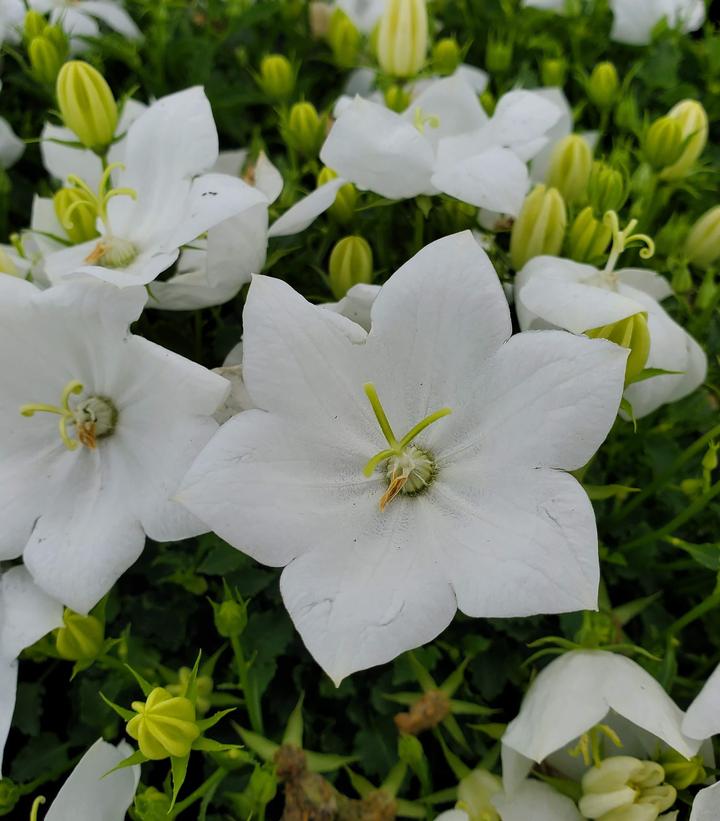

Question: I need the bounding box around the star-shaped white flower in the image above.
[43,87,268,290]
[609,0,705,45]
[28,0,142,51]
[179,232,627,683]
[0,277,229,613]
[44,738,140,820]
[0,566,63,774]
[515,255,707,418]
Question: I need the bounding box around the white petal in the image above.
[268,177,346,238]
[432,147,530,214]
[683,662,720,740]
[77,0,142,39]
[52,6,99,47]
[529,88,574,183]
[493,780,584,821]
[454,64,490,94]
[689,781,720,821]
[0,117,24,169]
[521,0,568,9]
[212,149,248,176]
[502,650,701,792]
[320,97,436,199]
[488,90,564,153]
[0,566,63,658]
[337,0,385,32]
[325,283,381,331]
[431,468,599,617]
[46,738,140,821]
[434,811,469,821]
[0,658,18,777]
[254,151,283,203]
[40,123,103,187]
[618,267,674,302]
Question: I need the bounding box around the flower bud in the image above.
[214,598,248,638]
[587,161,627,216]
[55,609,104,661]
[588,61,619,110]
[29,35,65,85]
[486,34,513,74]
[510,185,567,271]
[327,9,360,68]
[0,780,20,816]
[660,750,707,791]
[258,54,295,101]
[586,312,650,386]
[53,187,99,244]
[317,167,357,224]
[328,236,374,299]
[614,93,640,132]
[309,2,332,38]
[567,206,612,264]
[377,0,428,78]
[168,667,214,714]
[480,89,495,116]
[579,757,676,820]
[644,116,684,171]
[284,101,325,157]
[697,269,717,310]
[24,11,47,41]
[540,56,567,87]
[126,687,200,760]
[43,23,68,54]
[432,37,461,75]
[685,206,720,269]
[660,100,708,180]
[671,261,693,294]
[132,787,173,821]
[56,61,118,153]
[384,83,411,113]
[546,134,593,204]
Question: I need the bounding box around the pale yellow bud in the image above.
[328,235,373,299]
[685,205,720,269]
[377,0,428,78]
[660,100,708,180]
[546,134,593,204]
[510,185,567,270]
[56,61,118,153]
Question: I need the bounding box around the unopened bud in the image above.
[686,206,720,269]
[167,667,214,715]
[546,134,593,204]
[588,161,627,216]
[284,101,324,157]
[328,9,360,68]
[309,2,333,38]
[567,206,612,264]
[132,787,173,821]
[540,57,567,87]
[660,100,708,181]
[126,687,200,760]
[588,62,619,110]
[510,185,567,271]
[697,269,717,310]
[258,54,295,101]
[55,609,104,661]
[432,37,461,75]
[384,83,410,113]
[214,598,247,638]
[660,750,707,791]
[377,0,428,78]
[0,780,20,815]
[53,187,99,244]
[479,90,495,116]
[56,61,118,153]
[486,34,513,74]
[317,167,357,224]
[644,116,684,171]
[29,35,65,85]
[328,235,373,299]
[43,23,67,54]
[24,11,46,42]
[586,312,650,386]
[671,261,693,294]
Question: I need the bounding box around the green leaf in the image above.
[305,750,359,773]
[185,650,203,703]
[100,691,135,722]
[382,692,419,706]
[613,592,662,626]
[192,738,247,755]
[282,692,304,747]
[196,707,236,732]
[102,749,148,778]
[124,664,155,697]
[233,723,279,762]
[666,537,720,570]
[170,753,191,810]
[468,722,507,740]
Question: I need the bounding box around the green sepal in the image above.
[124,664,155,697]
[441,714,469,751]
[196,707,236,733]
[396,798,429,818]
[192,737,246,755]
[433,729,469,781]
[170,753,190,810]
[345,767,374,799]
[619,397,637,431]
[305,750,359,773]
[233,723,279,762]
[184,650,203,703]
[99,691,135,721]
[447,699,496,716]
[613,592,661,626]
[398,734,430,795]
[281,692,304,747]
[439,656,471,697]
[102,748,148,778]
[628,366,683,385]
[382,692,419,706]
[468,722,507,740]
[584,484,640,500]
[407,652,438,693]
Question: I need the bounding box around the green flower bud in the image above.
[328,235,374,299]
[24,11,47,42]
[660,100,708,181]
[546,134,593,205]
[167,667,214,714]
[56,61,118,153]
[644,116,684,171]
[479,90,495,116]
[588,61,619,110]
[697,269,717,310]
[377,0,428,78]
[258,54,295,101]
[685,206,720,269]
[486,34,513,74]
[214,598,248,638]
[53,187,100,244]
[284,101,325,157]
[43,23,67,54]
[211,746,253,771]
[671,261,693,294]
[384,83,411,113]
[659,750,707,791]
[432,37,461,75]
[0,780,20,816]
[55,609,104,661]
[510,185,567,271]
[317,167,357,224]
[126,687,200,761]
[132,787,173,821]
[567,206,612,264]
[29,35,65,85]
[614,93,640,132]
[540,56,567,88]
[587,161,627,216]
[586,313,650,386]
[327,9,360,68]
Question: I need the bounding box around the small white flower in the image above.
[0,566,63,774]
[43,87,268,290]
[29,0,142,51]
[0,278,229,613]
[179,232,627,683]
[44,737,140,820]
[609,0,705,46]
[515,255,707,418]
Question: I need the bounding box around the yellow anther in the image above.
[20,380,84,451]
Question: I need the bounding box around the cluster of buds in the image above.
[24,10,68,86]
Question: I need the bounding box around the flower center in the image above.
[20,380,118,450]
[363,382,451,511]
[413,106,441,134]
[84,236,138,268]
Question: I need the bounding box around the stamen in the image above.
[569,723,624,768]
[21,380,84,451]
[413,107,441,134]
[379,467,410,511]
[66,162,136,235]
[603,210,656,277]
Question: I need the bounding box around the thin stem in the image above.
[667,587,720,639]
[230,635,263,734]
[171,767,227,818]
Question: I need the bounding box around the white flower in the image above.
[29,0,142,51]
[0,116,24,170]
[179,231,627,684]
[683,661,720,741]
[609,0,705,46]
[324,282,381,331]
[0,277,229,613]
[501,650,703,793]
[336,0,386,32]
[44,737,140,820]
[515,255,707,418]
[0,0,24,46]
[0,566,63,774]
[43,87,268,290]
[688,781,720,821]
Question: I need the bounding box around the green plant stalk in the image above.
[171,766,228,818]
[230,634,264,734]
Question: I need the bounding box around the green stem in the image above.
[230,635,264,734]
[171,766,227,818]
[667,585,720,638]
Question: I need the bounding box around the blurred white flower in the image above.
[0,566,63,774]
[683,661,720,741]
[28,0,142,51]
[688,781,720,821]
[0,278,228,613]
[179,232,627,684]
[44,737,140,820]
[609,0,705,45]
[0,0,24,46]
